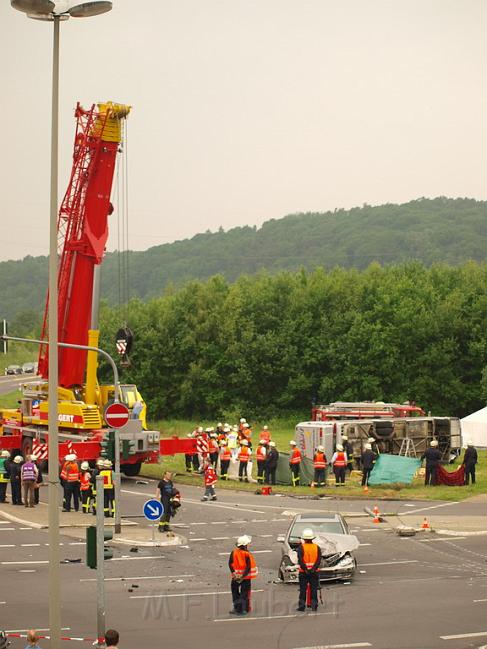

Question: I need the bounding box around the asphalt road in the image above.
[1,479,487,649]
[0,373,27,396]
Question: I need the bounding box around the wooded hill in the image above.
[1,196,486,320]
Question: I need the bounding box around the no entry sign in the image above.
[104,402,130,428]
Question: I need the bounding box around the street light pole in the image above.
[47,14,61,649]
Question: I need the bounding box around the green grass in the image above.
[0,389,23,409]
[143,419,487,501]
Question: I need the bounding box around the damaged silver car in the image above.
[277,513,359,583]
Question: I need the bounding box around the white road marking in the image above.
[189,538,207,542]
[359,560,419,567]
[19,527,32,530]
[251,519,268,522]
[0,545,15,548]
[131,589,265,600]
[0,528,16,531]
[211,521,227,525]
[260,534,273,538]
[211,537,230,540]
[419,537,467,543]
[231,520,248,524]
[215,612,333,622]
[0,521,13,525]
[441,631,487,640]
[0,561,49,566]
[296,644,372,648]
[404,502,458,515]
[190,522,206,526]
[20,543,40,547]
[0,601,5,604]
[19,569,36,573]
[217,549,272,555]
[80,574,194,583]
[474,599,487,603]
[359,543,371,547]
[5,628,70,633]
[69,542,86,546]
[111,556,167,562]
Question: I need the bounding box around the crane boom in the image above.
[38,102,131,387]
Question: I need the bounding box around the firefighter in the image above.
[90,458,104,516]
[311,446,327,487]
[265,441,279,485]
[341,435,354,473]
[228,535,258,615]
[60,454,80,512]
[208,433,219,468]
[361,443,377,487]
[21,454,38,508]
[157,470,176,533]
[259,425,271,444]
[421,439,442,486]
[289,440,302,487]
[0,450,10,503]
[331,444,347,486]
[228,426,239,460]
[296,528,322,612]
[10,455,23,505]
[219,440,231,480]
[238,439,251,482]
[192,427,203,472]
[100,459,115,517]
[242,423,252,449]
[256,440,267,484]
[201,460,217,501]
[80,461,92,513]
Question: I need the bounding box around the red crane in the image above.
[38,102,130,387]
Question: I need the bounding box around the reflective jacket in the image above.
[313,452,327,469]
[99,469,113,489]
[220,447,231,462]
[297,542,322,573]
[204,466,217,487]
[21,461,38,482]
[290,448,302,465]
[0,458,9,483]
[60,461,80,483]
[80,471,92,491]
[256,446,267,462]
[238,447,251,463]
[332,451,347,467]
[229,548,258,580]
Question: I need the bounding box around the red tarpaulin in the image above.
[436,464,465,486]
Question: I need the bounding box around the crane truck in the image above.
[0,102,165,474]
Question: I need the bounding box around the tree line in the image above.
[97,261,487,421]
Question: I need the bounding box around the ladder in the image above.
[398,438,417,457]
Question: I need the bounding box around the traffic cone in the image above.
[363,485,369,493]
[373,505,381,523]
[421,517,430,530]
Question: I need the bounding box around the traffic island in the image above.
[0,501,137,529]
[111,524,186,547]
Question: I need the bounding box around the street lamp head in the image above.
[27,11,69,20]
[11,0,55,13]
[68,1,112,17]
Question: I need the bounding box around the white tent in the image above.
[460,407,487,448]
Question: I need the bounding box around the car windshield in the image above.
[289,521,344,542]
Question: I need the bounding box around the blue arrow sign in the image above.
[143,499,164,521]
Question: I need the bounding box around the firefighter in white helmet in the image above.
[296,528,322,612]
[228,535,258,615]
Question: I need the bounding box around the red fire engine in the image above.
[312,401,425,422]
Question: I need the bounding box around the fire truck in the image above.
[312,401,426,422]
[0,102,170,474]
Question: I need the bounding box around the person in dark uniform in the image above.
[421,440,442,486]
[157,471,176,533]
[462,441,478,485]
[341,436,354,473]
[264,441,279,485]
[0,451,10,503]
[9,455,23,505]
[361,443,377,486]
[296,528,322,612]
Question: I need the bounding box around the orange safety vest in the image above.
[80,471,91,491]
[314,452,327,469]
[333,451,347,467]
[99,469,114,489]
[220,447,231,462]
[231,548,258,580]
[238,447,251,463]
[259,430,271,443]
[256,446,266,461]
[290,448,302,465]
[209,439,219,453]
[61,462,80,483]
[299,542,320,572]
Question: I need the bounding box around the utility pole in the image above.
[96,475,106,648]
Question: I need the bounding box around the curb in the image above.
[0,509,136,530]
[435,529,487,537]
[112,533,186,548]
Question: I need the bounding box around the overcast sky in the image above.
[1,0,487,262]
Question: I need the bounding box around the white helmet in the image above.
[368,437,375,443]
[259,440,266,445]
[241,439,249,446]
[317,445,324,452]
[342,435,348,441]
[96,458,105,467]
[14,455,23,464]
[223,426,230,432]
[205,427,212,433]
[217,423,222,427]
[210,433,217,438]
[30,454,38,461]
[243,423,250,428]
[232,426,238,432]
[1,450,10,458]
[240,418,246,423]
[289,440,297,446]
[81,461,90,470]
[263,425,268,430]
[236,535,251,547]
[301,528,315,540]
[430,440,438,447]
[268,441,276,447]
[467,440,474,446]
[220,440,227,446]
[104,459,113,468]
[336,444,344,452]
[365,443,372,450]
[65,454,77,462]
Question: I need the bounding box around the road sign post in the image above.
[96,475,105,648]
[144,499,164,545]
[104,403,129,535]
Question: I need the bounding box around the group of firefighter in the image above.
[184,419,379,488]
[0,449,116,517]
